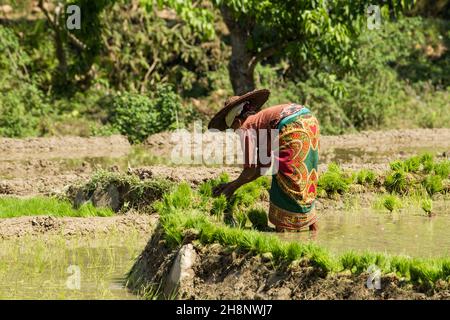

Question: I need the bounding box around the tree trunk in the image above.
[220,6,256,95]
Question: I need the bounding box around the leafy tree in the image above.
[144,0,415,94]
[37,0,115,93]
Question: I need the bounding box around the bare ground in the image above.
[0,213,158,240]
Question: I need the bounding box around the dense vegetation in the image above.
[0,0,449,141]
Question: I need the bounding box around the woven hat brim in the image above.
[208,89,270,131]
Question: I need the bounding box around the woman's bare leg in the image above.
[309,222,318,231]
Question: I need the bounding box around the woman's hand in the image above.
[213,182,238,199]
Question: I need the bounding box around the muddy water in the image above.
[277,206,450,258]
[0,234,147,299]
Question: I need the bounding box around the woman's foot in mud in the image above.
[309,222,318,232]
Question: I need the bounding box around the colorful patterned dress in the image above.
[239,103,320,231]
[268,105,320,231]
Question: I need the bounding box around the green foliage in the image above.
[102,1,226,95]
[230,177,270,211]
[211,195,227,218]
[385,170,409,194]
[318,163,351,195]
[421,198,433,215]
[355,169,376,185]
[382,195,402,213]
[80,170,174,210]
[0,196,113,218]
[422,175,443,196]
[434,161,450,179]
[247,208,269,231]
[107,85,181,143]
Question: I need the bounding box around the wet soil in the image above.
[0,213,158,240]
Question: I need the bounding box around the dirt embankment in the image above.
[128,228,450,300]
[0,213,158,240]
[0,135,131,161]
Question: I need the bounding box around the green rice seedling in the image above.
[409,260,441,284]
[210,195,227,218]
[382,195,402,213]
[389,256,412,276]
[403,156,421,173]
[198,181,213,198]
[318,163,350,195]
[422,175,443,196]
[158,182,193,212]
[0,197,114,218]
[384,170,409,194]
[389,160,405,172]
[420,198,433,216]
[235,210,248,229]
[434,160,450,179]
[355,169,376,185]
[247,208,269,231]
[230,177,269,211]
[420,153,434,164]
[442,260,450,280]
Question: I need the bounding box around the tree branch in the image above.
[38,0,87,51]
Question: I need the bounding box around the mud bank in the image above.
[0,213,158,239]
[127,228,449,300]
[0,135,131,161]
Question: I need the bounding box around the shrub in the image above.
[107,84,181,143]
[0,83,50,137]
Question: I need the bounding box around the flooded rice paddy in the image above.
[277,201,450,259]
[0,230,148,299]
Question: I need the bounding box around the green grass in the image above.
[0,196,114,218]
[355,169,376,185]
[421,198,433,215]
[382,194,403,213]
[154,182,450,285]
[247,207,269,231]
[318,163,351,196]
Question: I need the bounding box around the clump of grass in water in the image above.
[318,163,351,196]
[381,195,402,213]
[421,198,433,216]
[0,197,114,218]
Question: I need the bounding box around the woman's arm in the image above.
[213,167,261,200]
